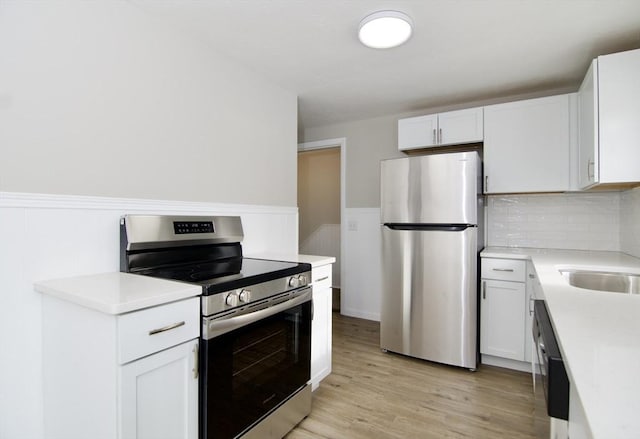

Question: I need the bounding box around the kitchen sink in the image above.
[559,269,640,294]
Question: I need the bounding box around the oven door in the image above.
[200,288,312,439]
[533,300,569,439]
[533,321,551,437]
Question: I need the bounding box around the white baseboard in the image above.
[340,308,380,322]
[481,354,533,374]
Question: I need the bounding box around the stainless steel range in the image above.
[120,215,312,439]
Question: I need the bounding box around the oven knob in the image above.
[288,276,299,288]
[297,275,307,286]
[225,293,238,307]
[238,289,251,303]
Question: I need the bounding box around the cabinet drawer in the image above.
[481,258,526,282]
[312,264,332,291]
[117,297,199,364]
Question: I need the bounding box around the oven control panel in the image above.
[287,274,308,288]
[225,289,252,307]
[173,221,214,234]
[202,271,312,316]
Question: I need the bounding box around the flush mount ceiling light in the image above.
[358,10,413,49]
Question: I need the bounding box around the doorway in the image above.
[297,140,343,312]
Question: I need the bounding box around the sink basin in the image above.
[559,269,640,294]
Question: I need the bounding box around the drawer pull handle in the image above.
[492,268,514,272]
[315,276,330,282]
[148,321,185,336]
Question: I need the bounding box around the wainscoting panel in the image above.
[342,208,381,321]
[300,223,341,287]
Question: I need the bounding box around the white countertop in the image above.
[34,272,201,315]
[482,247,640,439]
[246,253,336,267]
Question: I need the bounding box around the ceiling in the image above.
[131,0,640,130]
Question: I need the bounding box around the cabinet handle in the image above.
[148,320,185,335]
[492,268,514,272]
[315,276,329,282]
[484,175,488,192]
[482,281,487,299]
[587,159,595,180]
[192,343,199,379]
[529,295,534,316]
[432,128,436,144]
[438,128,442,144]
[528,273,535,279]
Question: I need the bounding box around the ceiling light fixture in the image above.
[358,10,413,49]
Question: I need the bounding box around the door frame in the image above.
[297,137,345,307]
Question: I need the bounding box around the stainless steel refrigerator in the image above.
[380,151,483,370]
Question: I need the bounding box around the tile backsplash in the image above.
[487,192,621,251]
[621,187,640,258]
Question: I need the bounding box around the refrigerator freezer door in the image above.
[380,151,480,225]
[380,225,478,369]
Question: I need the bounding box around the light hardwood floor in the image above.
[287,313,540,439]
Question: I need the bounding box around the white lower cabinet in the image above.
[480,279,526,360]
[310,263,333,390]
[119,339,198,439]
[480,257,534,370]
[42,295,199,439]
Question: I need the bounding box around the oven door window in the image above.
[201,300,311,439]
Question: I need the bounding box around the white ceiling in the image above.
[131,0,640,130]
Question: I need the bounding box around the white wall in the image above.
[300,224,341,287]
[301,114,404,208]
[0,1,297,206]
[0,193,298,439]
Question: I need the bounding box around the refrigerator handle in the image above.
[384,223,474,232]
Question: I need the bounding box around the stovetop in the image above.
[135,257,310,295]
[120,215,310,296]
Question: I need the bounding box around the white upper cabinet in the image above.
[437,108,484,146]
[578,48,640,189]
[398,114,438,149]
[398,107,483,150]
[484,94,571,194]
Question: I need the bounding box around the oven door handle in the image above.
[203,289,312,340]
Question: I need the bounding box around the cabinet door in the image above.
[484,94,570,194]
[577,60,598,188]
[398,114,438,150]
[438,107,483,146]
[119,339,198,439]
[524,265,536,364]
[598,48,640,184]
[480,279,526,361]
[310,265,332,390]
